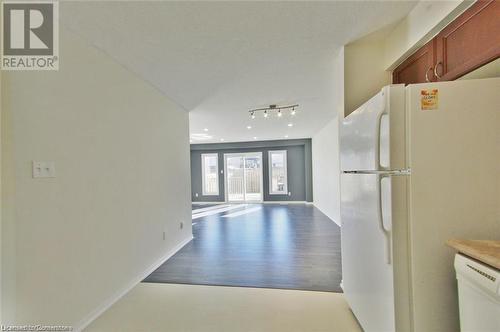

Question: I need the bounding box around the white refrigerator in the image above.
[340,78,500,332]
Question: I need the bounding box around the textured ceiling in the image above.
[61,1,417,143]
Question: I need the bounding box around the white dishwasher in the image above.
[454,253,500,332]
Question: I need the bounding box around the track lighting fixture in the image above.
[248,104,299,119]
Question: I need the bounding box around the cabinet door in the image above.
[392,40,436,85]
[434,0,500,81]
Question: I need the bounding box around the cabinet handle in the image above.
[434,62,443,79]
[425,67,433,82]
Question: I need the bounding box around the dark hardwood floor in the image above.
[144,204,342,292]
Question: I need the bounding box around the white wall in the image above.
[1,46,17,325]
[1,27,192,328]
[312,117,341,226]
[312,48,343,226]
[344,33,392,117]
[0,57,3,324]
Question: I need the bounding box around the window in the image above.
[268,150,287,195]
[202,153,219,195]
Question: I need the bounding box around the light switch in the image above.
[33,161,56,178]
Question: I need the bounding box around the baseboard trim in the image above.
[193,201,312,205]
[74,235,193,332]
[261,201,309,204]
[191,201,226,205]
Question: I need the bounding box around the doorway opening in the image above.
[224,152,263,202]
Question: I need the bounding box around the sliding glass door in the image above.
[224,153,263,202]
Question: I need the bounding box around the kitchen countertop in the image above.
[447,239,500,270]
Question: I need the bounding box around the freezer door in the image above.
[341,172,395,331]
[340,85,406,171]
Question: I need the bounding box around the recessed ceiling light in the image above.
[284,135,289,138]
[288,123,293,127]
[253,137,257,140]
[220,138,225,142]
[203,128,208,132]
[247,125,252,129]
[191,133,213,141]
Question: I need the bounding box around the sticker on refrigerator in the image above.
[420,89,439,110]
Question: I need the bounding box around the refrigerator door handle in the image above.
[375,107,388,172]
[378,174,392,264]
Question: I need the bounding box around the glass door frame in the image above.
[223,152,263,203]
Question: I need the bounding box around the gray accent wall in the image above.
[191,139,313,202]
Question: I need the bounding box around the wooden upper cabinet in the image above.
[435,0,500,81]
[393,0,500,84]
[393,40,436,84]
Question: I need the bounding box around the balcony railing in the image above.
[227,168,261,200]
[204,174,218,194]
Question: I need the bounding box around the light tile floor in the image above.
[85,283,362,332]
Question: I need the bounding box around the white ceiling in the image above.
[61,1,417,144]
